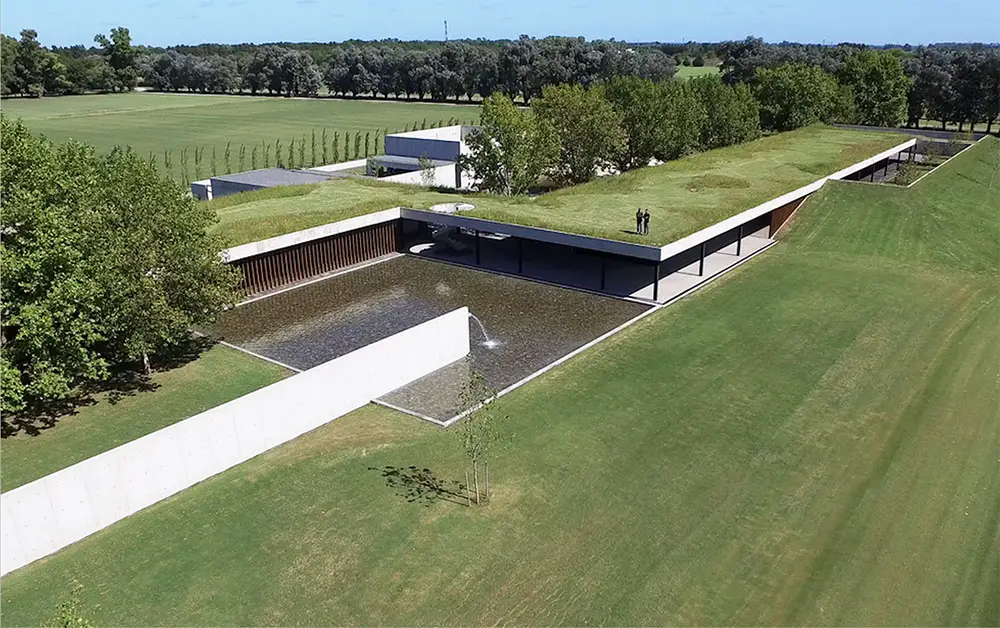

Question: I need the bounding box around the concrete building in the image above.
[369,125,476,189]
[191,126,477,200]
[193,168,337,201]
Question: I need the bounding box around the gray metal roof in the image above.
[211,168,335,187]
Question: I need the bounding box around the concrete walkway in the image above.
[635,235,773,303]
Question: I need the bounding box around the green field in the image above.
[0,92,478,181]
[212,125,904,247]
[2,136,995,625]
[675,64,722,79]
[0,344,290,491]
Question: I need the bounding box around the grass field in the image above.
[0,92,478,181]
[1,137,995,625]
[212,125,905,247]
[675,64,722,78]
[0,344,290,491]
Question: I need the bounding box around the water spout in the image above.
[469,313,500,349]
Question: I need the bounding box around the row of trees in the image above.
[1,27,138,96]
[460,74,761,194]
[142,37,678,101]
[160,116,468,184]
[721,37,1000,132]
[1,116,237,416]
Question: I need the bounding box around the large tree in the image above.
[94,26,139,91]
[753,63,844,131]
[1,34,18,95]
[656,80,706,160]
[603,75,669,171]
[532,83,624,184]
[838,50,911,127]
[0,117,239,415]
[689,75,761,149]
[458,92,559,196]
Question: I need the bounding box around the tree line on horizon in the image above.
[4,29,998,133]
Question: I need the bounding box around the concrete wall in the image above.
[191,179,213,201]
[209,179,266,199]
[0,308,471,576]
[307,158,370,174]
[383,163,463,189]
[384,136,461,162]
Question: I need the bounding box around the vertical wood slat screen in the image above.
[230,220,399,297]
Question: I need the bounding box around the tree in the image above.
[690,75,761,149]
[981,53,1000,133]
[838,50,911,127]
[94,27,138,92]
[532,83,624,184]
[456,372,510,505]
[1,34,17,95]
[457,92,559,196]
[949,51,988,131]
[603,75,669,171]
[1,116,239,415]
[656,80,706,160]
[13,29,47,95]
[753,63,844,131]
[418,155,436,187]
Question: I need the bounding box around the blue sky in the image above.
[2,0,997,47]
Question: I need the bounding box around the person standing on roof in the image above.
[642,209,651,235]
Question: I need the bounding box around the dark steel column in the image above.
[699,242,706,276]
[600,256,607,291]
[517,238,523,274]
[652,262,660,301]
[736,223,743,256]
[474,230,480,265]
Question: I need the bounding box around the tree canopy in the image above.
[0,117,239,416]
[458,93,559,196]
[532,83,624,184]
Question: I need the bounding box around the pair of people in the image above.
[635,208,651,235]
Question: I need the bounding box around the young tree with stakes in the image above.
[456,373,511,505]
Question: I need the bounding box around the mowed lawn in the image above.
[0,345,290,491]
[1,139,997,626]
[0,92,478,181]
[675,64,721,78]
[210,125,906,247]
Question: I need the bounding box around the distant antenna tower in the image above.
[444,20,448,42]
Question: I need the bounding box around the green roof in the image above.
[212,125,907,248]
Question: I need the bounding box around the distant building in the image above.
[191,125,478,200]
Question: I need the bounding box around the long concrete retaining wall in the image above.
[0,308,471,576]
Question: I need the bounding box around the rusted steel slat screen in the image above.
[231,220,400,297]
[769,196,808,237]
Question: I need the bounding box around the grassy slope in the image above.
[213,125,905,247]
[1,92,477,181]
[0,345,290,491]
[1,139,996,626]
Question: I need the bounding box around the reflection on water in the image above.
[210,256,649,420]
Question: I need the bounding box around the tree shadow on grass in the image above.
[1,336,216,439]
[369,465,470,507]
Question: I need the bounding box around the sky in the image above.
[1,0,997,48]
